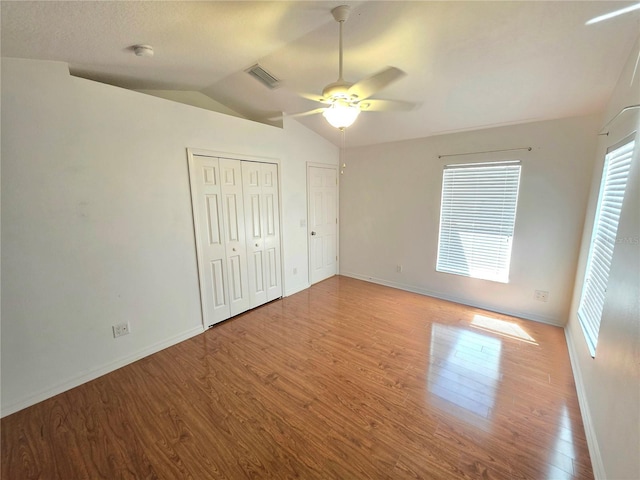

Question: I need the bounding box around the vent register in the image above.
[246,64,280,89]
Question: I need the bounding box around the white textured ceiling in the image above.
[2,1,639,147]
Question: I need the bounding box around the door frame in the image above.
[187,148,284,329]
[306,162,340,285]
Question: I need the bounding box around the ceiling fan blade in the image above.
[348,67,407,100]
[358,99,419,112]
[269,108,326,121]
[297,92,332,104]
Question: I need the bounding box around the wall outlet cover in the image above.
[112,322,131,338]
[535,290,549,302]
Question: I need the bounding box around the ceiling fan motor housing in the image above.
[322,80,355,101]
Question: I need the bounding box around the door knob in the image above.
[311,231,317,236]
[255,243,259,247]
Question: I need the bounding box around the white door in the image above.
[219,158,251,316]
[242,161,282,306]
[308,165,338,284]
[260,163,283,301]
[189,155,230,326]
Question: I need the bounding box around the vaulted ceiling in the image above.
[2,1,639,146]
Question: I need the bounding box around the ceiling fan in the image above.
[278,4,417,129]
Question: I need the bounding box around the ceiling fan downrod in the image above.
[322,5,353,100]
[331,5,351,86]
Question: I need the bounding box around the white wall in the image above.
[565,38,640,480]
[135,89,246,119]
[340,115,599,325]
[0,57,338,416]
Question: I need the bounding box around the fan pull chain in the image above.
[340,127,346,175]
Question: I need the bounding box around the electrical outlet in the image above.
[396,265,403,273]
[112,322,130,338]
[535,290,549,302]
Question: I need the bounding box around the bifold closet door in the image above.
[242,161,282,307]
[190,155,231,326]
[190,155,281,328]
[219,158,251,317]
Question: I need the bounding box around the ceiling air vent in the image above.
[246,64,280,89]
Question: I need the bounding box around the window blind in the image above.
[436,161,521,283]
[578,138,635,356]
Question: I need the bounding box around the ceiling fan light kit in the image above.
[323,101,360,129]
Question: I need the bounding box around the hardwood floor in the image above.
[1,276,593,479]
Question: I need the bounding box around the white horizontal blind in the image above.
[437,161,521,283]
[578,138,635,356]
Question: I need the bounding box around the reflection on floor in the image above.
[428,323,502,422]
[1,276,594,479]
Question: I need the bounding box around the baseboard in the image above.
[339,272,562,327]
[1,325,205,418]
[285,282,310,297]
[564,327,606,479]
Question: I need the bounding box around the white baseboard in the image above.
[284,282,310,297]
[339,272,562,327]
[564,327,606,480]
[1,325,205,418]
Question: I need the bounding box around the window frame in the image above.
[577,134,635,357]
[436,160,522,284]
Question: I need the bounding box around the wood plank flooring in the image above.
[1,276,593,479]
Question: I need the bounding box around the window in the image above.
[578,136,635,356]
[436,161,522,283]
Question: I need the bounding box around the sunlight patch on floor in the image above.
[470,314,538,345]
